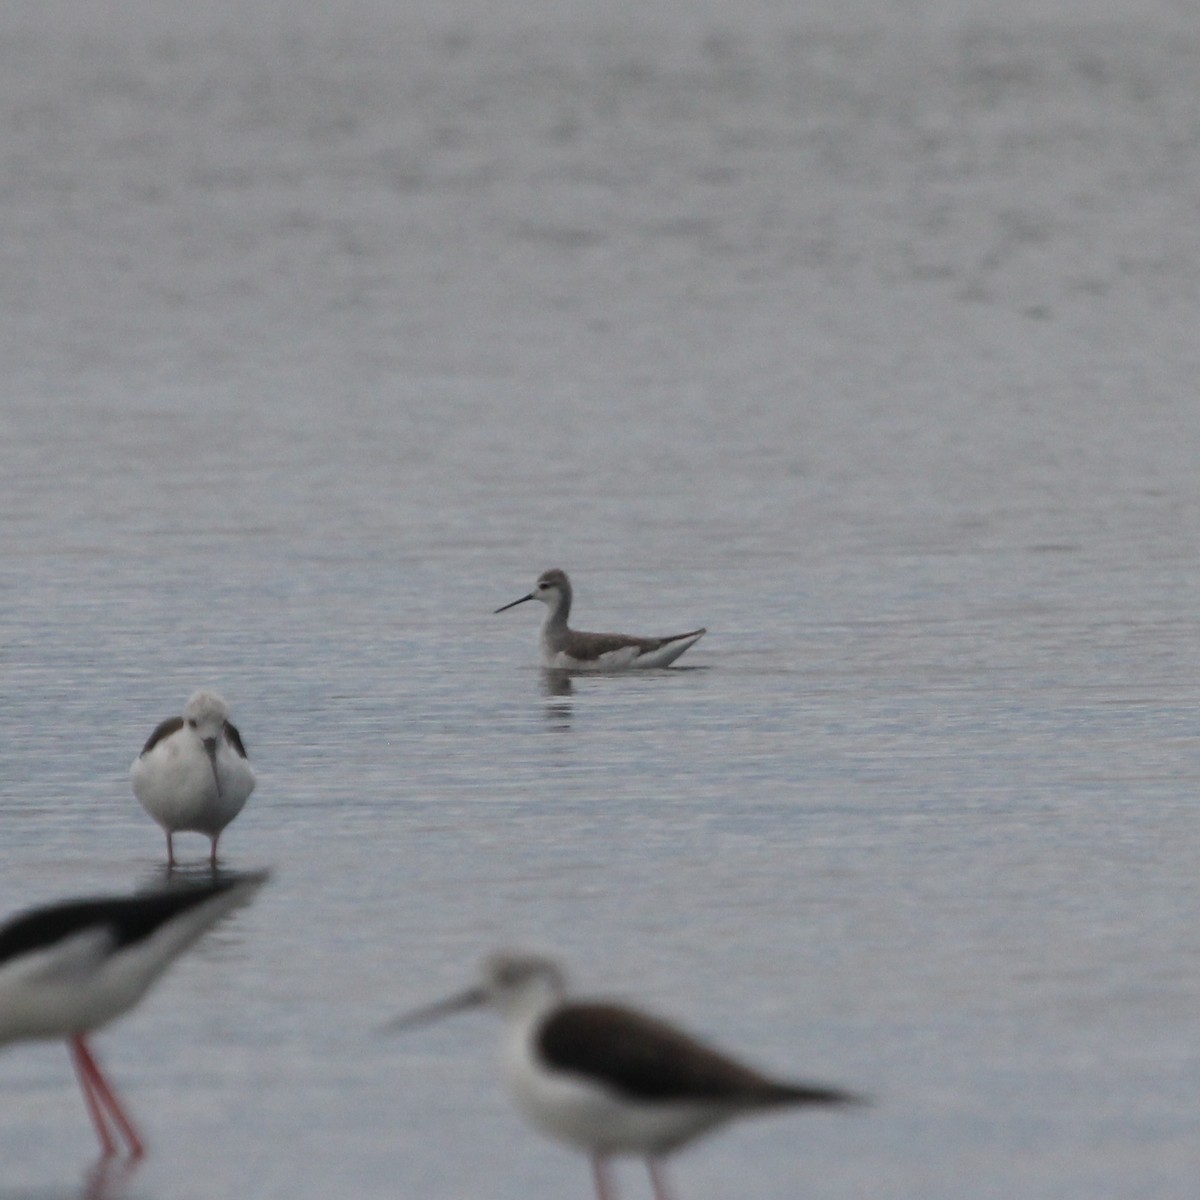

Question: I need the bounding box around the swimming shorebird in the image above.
[0,873,266,1157]
[387,952,863,1200]
[131,690,256,867]
[494,570,706,670]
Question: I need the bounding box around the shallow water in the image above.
[1,1,1199,1197]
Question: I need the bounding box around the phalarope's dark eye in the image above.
[186,718,197,729]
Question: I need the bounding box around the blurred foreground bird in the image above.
[0,873,267,1156]
[388,951,864,1200]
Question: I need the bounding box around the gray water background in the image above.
[1,1,1199,1197]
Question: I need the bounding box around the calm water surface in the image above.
[1,2,1199,1197]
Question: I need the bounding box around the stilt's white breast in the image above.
[131,697,255,836]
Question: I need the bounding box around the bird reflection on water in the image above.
[82,1154,142,1200]
[540,669,574,730]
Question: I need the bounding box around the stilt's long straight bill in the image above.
[383,986,488,1032]
[202,736,223,798]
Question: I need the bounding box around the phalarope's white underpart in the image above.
[388,952,863,1200]
[494,569,706,669]
[0,874,266,1157]
[131,690,256,867]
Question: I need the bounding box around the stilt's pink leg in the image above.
[69,1039,116,1156]
[209,834,220,867]
[70,1036,146,1158]
[647,1158,675,1200]
[591,1155,617,1200]
[166,832,176,867]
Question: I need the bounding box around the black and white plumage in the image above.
[131,690,256,866]
[388,952,863,1200]
[0,874,267,1157]
[494,570,706,670]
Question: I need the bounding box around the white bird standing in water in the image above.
[495,570,706,670]
[388,952,864,1200]
[131,690,256,867]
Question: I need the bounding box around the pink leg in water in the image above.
[591,1155,618,1200]
[69,1035,145,1158]
[69,1039,116,1156]
[647,1158,675,1200]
